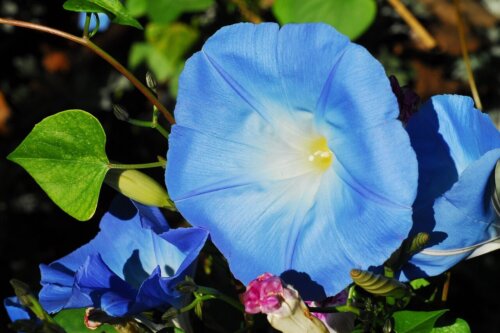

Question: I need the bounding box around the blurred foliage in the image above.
[125,0,214,96]
[273,0,377,39]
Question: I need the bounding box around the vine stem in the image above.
[197,286,245,312]
[0,17,176,124]
[387,0,437,50]
[453,0,483,110]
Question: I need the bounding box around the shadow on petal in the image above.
[280,270,326,300]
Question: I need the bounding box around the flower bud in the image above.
[241,273,328,333]
[146,72,158,93]
[112,105,130,122]
[105,169,175,210]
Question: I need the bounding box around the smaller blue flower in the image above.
[38,196,208,317]
[403,95,500,279]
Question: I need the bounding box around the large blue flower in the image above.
[403,95,500,279]
[166,23,418,298]
[38,196,208,316]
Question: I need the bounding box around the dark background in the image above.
[1,0,500,331]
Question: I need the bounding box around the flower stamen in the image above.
[307,137,333,172]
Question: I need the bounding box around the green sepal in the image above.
[7,110,110,221]
[63,0,143,29]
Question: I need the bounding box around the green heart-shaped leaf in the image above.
[393,310,448,333]
[63,0,143,29]
[8,110,109,221]
[432,318,471,333]
[272,0,377,40]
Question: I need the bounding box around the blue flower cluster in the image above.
[6,196,208,321]
[5,23,500,324]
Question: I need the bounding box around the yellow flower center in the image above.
[307,136,333,172]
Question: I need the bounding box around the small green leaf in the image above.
[55,308,117,332]
[410,278,431,290]
[146,0,214,24]
[7,110,110,221]
[432,318,471,333]
[272,0,377,40]
[63,0,143,29]
[393,310,448,333]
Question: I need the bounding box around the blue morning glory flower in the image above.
[38,196,208,316]
[166,23,418,298]
[403,95,500,279]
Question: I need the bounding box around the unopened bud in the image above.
[105,169,175,210]
[350,269,409,298]
[241,273,328,333]
[408,232,430,255]
[113,105,130,121]
[146,72,158,92]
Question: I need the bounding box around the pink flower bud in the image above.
[241,273,329,333]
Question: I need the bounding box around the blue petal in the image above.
[39,284,93,314]
[291,168,414,298]
[39,264,93,313]
[330,120,417,209]
[175,23,353,144]
[75,254,136,316]
[68,196,180,287]
[4,297,32,322]
[315,41,399,132]
[407,95,500,206]
[403,95,500,278]
[406,150,500,278]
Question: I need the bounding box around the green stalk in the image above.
[109,160,166,170]
[128,118,169,139]
[197,286,245,312]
